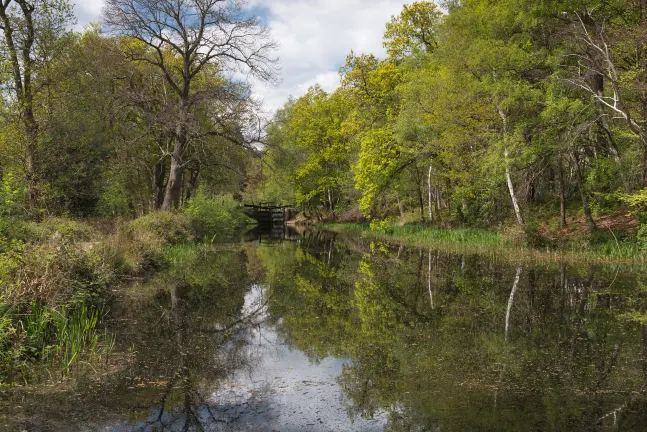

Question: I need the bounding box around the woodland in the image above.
[257,0,647,252]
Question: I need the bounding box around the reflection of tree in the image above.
[134,279,267,432]
[257,236,647,431]
[5,247,266,431]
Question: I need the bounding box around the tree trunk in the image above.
[557,152,567,228]
[396,195,405,217]
[25,124,39,211]
[499,107,524,226]
[185,164,200,203]
[435,187,442,222]
[0,2,39,213]
[572,150,597,230]
[162,148,184,210]
[162,103,189,210]
[327,188,336,220]
[505,147,524,226]
[154,157,168,210]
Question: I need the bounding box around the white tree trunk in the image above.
[505,147,524,226]
[498,106,524,226]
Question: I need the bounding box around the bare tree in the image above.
[102,0,278,210]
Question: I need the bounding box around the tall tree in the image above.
[0,0,73,212]
[102,0,278,210]
[383,1,441,60]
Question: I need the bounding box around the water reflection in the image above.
[256,233,647,431]
[1,228,647,431]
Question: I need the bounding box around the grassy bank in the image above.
[319,222,644,263]
[0,194,252,385]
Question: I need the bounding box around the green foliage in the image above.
[637,224,647,254]
[184,190,250,239]
[383,1,441,59]
[0,217,94,244]
[1,242,114,309]
[0,300,111,381]
[97,170,132,217]
[369,218,395,234]
[620,188,647,222]
[256,0,647,252]
[0,173,25,218]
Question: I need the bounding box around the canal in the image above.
[2,227,646,431]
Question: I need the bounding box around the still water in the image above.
[2,227,647,431]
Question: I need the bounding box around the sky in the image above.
[74,0,412,113]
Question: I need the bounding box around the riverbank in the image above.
[0,195,252,385]
[319,222,645,264]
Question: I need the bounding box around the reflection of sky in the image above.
[205,285,387,431]
[104,284,386,431]
[209,322,387,430]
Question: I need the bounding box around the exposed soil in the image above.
[539,210,639,243]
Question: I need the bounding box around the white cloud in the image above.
[73,0,104,30]
[74,0,411,113]
[251,0,410,111]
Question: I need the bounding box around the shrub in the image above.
[125,211,191,245]
[184,190,250,239]
[97,170,131,217]
[369,218,394,234]
[523,220,554,249]
[2,243,114,308]
[0,172,26,219]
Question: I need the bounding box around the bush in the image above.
[369,218,394,234]
[1,243,114,308]
[125,211,192,245]
[184,190,250,239]
[97,170,131,217]
[523,220,554,249]
[0,172,26,219]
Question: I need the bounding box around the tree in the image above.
[568,8,647,187]
[102,0,278,210]
[0,0,73,213]
[383,1,441,60]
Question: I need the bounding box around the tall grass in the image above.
[50,304,103,371]
[320,222,643,263]
[323,223,506,247]
[1,301,113,381]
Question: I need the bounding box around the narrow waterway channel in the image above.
[2,227,647,431]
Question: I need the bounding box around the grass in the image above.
[1,301,114,382]
[319,222,645,264]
